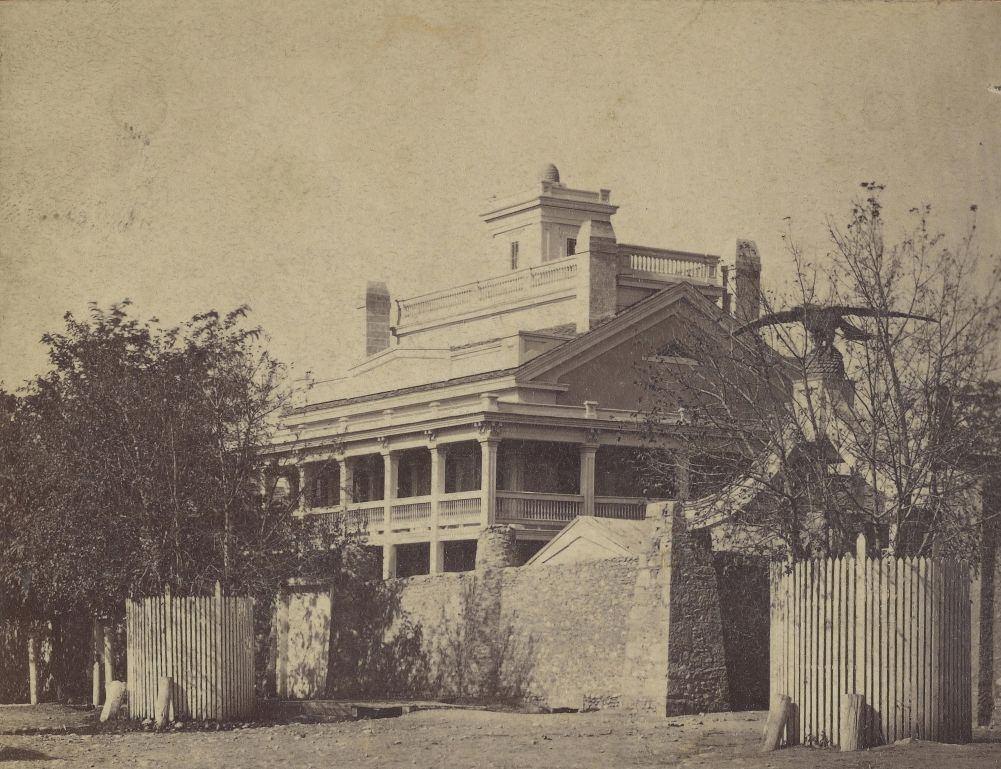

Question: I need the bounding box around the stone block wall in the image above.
[661,511,731,715]
[279,587,332,700]
[395,558,637,708]
[278,503,733,715]
[620,503,730,715]
[499,558,637,709]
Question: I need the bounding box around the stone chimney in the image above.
[734,239,761,324]
[363,281,391,356]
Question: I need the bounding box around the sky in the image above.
[1,0,999,387]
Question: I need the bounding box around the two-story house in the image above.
[266,164,763,579]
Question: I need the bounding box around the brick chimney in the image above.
[734,240,761,324]
[363,281,391,356]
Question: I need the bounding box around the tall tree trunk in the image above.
[103,623,115,685]
[92,619,103,707]
[27,630,38,705]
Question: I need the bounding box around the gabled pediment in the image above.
[515,282,734,385]
[524,516,653,566]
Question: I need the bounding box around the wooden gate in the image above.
[770,536,971,746]
[126,587,255,721]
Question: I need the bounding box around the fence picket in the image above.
[125,593,254,721]
[833,557,842,746]
[771,550,970,747]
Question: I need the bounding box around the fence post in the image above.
[840,693,865,750]
[761,694,791,752]
[854,534,867,742]
[155,676,173,729]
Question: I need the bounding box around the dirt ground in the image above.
[1,705,1000,768]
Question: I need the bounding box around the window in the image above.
[510,241,519,269]
[566,238,576,256]
[642,339,698,366]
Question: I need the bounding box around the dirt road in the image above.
[1,707,999,768]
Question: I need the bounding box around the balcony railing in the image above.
[496,491,647,524]
[340,491,647,532]
[397,257,578,326]
[440,491,481,520]
[496,491,583,523]
[296,505,370,537]
[622,248,718,282]
[391,496,432,523]
[348,499,386,528]
[594,497,647,520]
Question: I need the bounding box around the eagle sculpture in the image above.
[735,304,937,355]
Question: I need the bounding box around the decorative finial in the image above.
[540,163,560,183]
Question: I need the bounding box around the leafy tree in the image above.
[0,302,362,625]
[640,186,1001,559]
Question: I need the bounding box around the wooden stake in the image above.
[155,676,173,729]
[761,694,791,752]
[840,693,866,751]
[100,680,127,723]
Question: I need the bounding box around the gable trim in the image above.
[516,282,733,383]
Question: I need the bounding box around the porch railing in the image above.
[347,499,386,528]
[390,496,432,523]
[594,496,647,520]
[341,491,646,530]
[496,491,583,523]
[440,491,481,520]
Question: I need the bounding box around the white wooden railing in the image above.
[623,248,718,281]
[397,257,578,325]
[594,497,647,520]
[496,491,583,522]
[342,491,645,529]
[439,491,481,520]
[390,496,432,522]
[348,499,386,527]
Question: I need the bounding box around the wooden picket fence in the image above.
[770,536,971,747]
[126,587,256,721]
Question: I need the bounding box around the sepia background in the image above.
[1,0,998,386]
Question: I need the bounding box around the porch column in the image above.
[382,544,397,580]
[337,455,352,507]
[428,434,446,574]
[297,464,307,515]
[381,442,398,532]
[580,439,599,517]
[478,423,501,526]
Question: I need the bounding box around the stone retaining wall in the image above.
[280,503,732,714]
[397,557,637,708]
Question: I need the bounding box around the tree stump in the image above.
[840,693,866,751]
[760,693,791,752]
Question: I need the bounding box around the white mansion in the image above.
[267,165,762,578]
